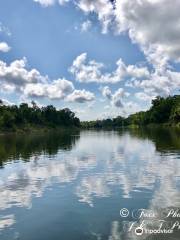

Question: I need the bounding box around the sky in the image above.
[0,0,179,120]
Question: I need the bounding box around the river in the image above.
[0,128,180,240]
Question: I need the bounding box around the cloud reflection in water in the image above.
[0,129,179,238]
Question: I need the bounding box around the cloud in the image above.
[101,86,112,100]
[33,0,55,7]
[66,89,95,103]
[135,92,153,102]
[77,0,113,34]
[32,0,180,105]
[0,58,47,91]
[0,42,11,52]
[130,70,180,98]
[0,58,95,103]
[33,0,113,34]
[125,101,143,115]
[76,0,180,68]
[33,0,69,6]
[111,88,126,108]
[81,20,92,32]
[70,53,150,84]
[116,59,150,79]
[101,86,129,108]
[24,79,74,99]
[69,53,105,83]
[0,99,15,106]
[32,0,180,100]
[101,100,143,118]
[114,0,180,63]
[33,0,180,65]
[58,0,69,5]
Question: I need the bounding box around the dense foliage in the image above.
[0,95,179,131]
[82,95,180,128]
[0,101,80,131]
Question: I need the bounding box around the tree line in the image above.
[82,95,180,128]
[0,95,179,131]
[0,100,80,131]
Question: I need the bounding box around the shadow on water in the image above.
[119,127,180,152]
[0,129,80,167]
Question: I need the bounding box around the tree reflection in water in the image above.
[0,128,179,240]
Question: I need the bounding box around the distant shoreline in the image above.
[0,123,179,135]
[81,95,180,128]
[80,123,180,130]
[0,126,80,135]
[0,95,179,133]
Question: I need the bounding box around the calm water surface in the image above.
[0,128,180,240]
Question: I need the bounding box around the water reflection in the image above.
[76,131,180,206]
[128,127,180,151]
[0,215,15,230]
[0,129,80,166]
[0,128,179,239]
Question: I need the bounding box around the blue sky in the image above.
[0,0,179,120]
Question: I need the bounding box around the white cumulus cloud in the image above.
[34,0,55,7]
[34,0,69,6]
[0,58,47,91]
[76,0,180,67]
[77,0,113,34]
[70,53,150,84]
[101,86,129,108]
[33,0,180,65]
[0,58,95,103]
[101,86,112,100]
[66,89,95,103]
[0,42,11,52]
[24,79,74,99]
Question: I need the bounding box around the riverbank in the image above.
[81,122,180,130]
[0,122,179,135]
[0,125,80,135]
